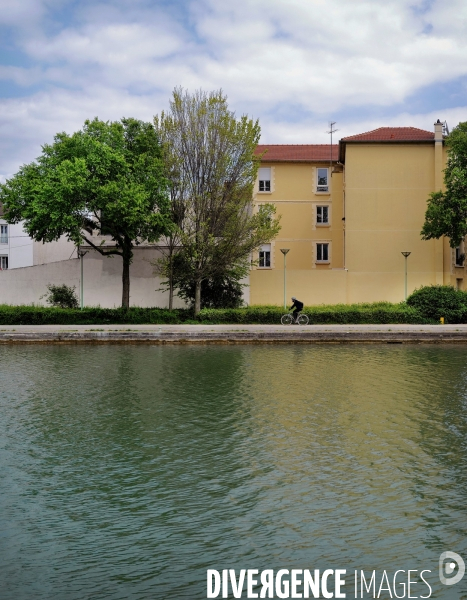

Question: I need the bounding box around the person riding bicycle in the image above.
[290,297,304,323]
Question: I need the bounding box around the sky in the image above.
[0,0,466,180]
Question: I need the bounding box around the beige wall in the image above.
[343,142,452,302]
[251,161,345,305]
[0,247,186,308]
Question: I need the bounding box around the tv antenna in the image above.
[326,121,338,168]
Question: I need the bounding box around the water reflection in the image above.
[0,345,466,599]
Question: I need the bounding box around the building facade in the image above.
[250,121,461,306]
[0,203,75,270]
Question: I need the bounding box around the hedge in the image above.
[0,302,430,325]
[197,302,430,325]
[0,305,191,325]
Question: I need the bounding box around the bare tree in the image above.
[154,88,280,315]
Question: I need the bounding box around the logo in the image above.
[439,551,465,586]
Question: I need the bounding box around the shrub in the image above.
[406,285,467,323]
[0,306,191,326]
[0,302,428,326]
[42,284,79,309]
[198,302,428,325]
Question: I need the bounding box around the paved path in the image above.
[1,323,467,343]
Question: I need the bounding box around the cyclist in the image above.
[290,297,304,323]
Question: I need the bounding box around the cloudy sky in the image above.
[0,0,466,180]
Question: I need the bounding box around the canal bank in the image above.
[2,323,467,343]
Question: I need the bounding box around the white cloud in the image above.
[0,0,466,177]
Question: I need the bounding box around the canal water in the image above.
[1,344,467,599]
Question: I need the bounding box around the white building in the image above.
[0,206,76,270]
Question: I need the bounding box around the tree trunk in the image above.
[168,249,174,310]
[122,254,131,309]
[194,279,202,316]
[169,278,174,310]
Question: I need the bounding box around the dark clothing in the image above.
[290,299,304,322]
[290,299,304,312]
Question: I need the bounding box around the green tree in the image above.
[163,253,247,309]
[154,88,280,315]
[422,122,467,247]
[0,118,172,308]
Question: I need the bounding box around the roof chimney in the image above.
[434,119,443,142]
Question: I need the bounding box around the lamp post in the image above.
[78,248,88,310]
[401,252,411,300]
[280,249,290,309]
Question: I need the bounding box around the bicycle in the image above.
[281,312,309,325]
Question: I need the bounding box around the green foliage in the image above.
[197,302,428,324]
[0,306,190,325]
[422,122,467,247]
[154,88,281,314]
[42,284,79,309]
[162,253,246,309]
[1,117,171,246]
[0,302,428,325]
[406,285,467,323]
[176,274,245,309]
[0,117,173,307]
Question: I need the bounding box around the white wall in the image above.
[34,235,77,265]
[0,247,187,308]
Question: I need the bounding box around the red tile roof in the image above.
[255,144,339,162]
[341,127,434,142]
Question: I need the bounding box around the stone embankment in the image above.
[2,324,467,343]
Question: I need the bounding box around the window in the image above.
[258,168,271,192]
[455,245,465,266]
[316,168,329,193]
[0,256,8,270]
[316,243,329,263]
[316,206,329,225]
[259,244,271,267]
[0,225,8,244]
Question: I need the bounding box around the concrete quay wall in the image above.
[1,325,467,344]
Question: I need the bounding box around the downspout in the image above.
[434,120,445,284]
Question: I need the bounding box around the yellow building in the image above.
[250,121,462,306]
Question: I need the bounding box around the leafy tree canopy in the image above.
[154,88,281,314]
[421,121,467,247]
[0,118,173,307]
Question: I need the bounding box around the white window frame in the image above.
[316,205,330,226]
[0,224,8,245]
[315,242,330,264]
[258,167,272,193]
[258,244,271,268]
[316,167,329,193]
[0,256,8,270]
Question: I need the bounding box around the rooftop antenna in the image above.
[326,121,338,170]
[443,120,450,135]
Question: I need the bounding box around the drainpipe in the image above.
[434,120,444,284]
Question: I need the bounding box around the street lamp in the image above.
[78,248,88,310]
[401,252,411,300]
[280,249,290,309]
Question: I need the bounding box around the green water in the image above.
[1,344,467,599]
